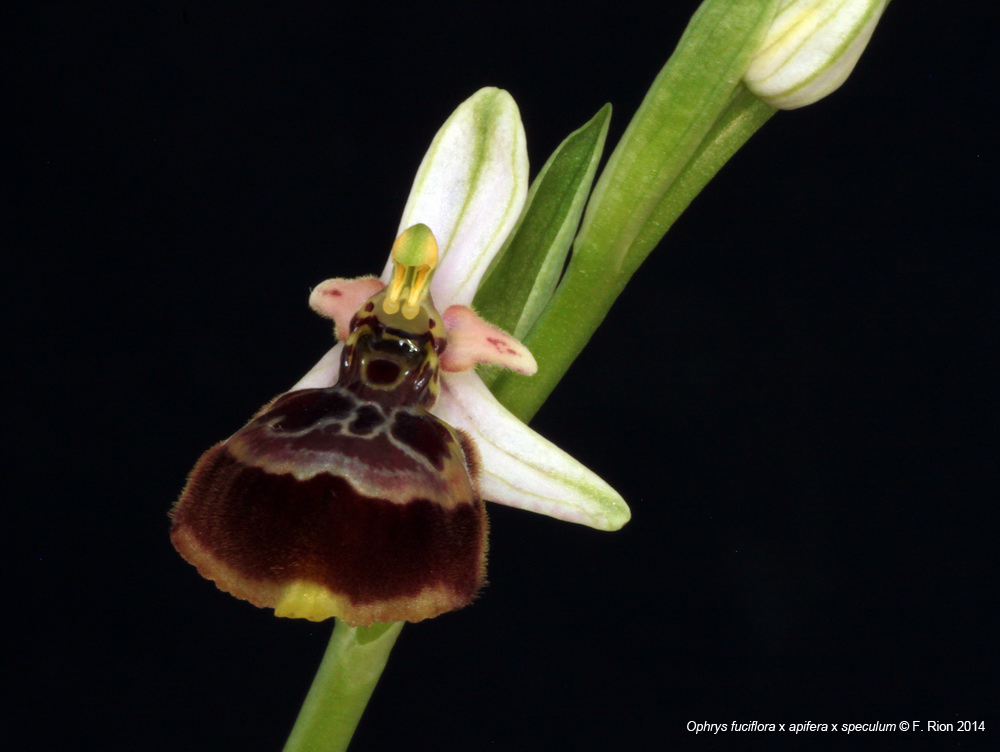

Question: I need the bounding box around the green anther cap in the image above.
[391,223,438,269]
[385,224,439,319]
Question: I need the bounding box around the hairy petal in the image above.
[385,88,529,306]
[309,277,385,341]
[434,370,630,531]
[439,305,537,375]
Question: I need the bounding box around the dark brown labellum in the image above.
[171,288,486,625]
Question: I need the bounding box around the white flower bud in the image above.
[745,0,889,110]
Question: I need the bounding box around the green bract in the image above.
[485,0,780,421]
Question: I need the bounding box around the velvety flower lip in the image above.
[295,88,630,532]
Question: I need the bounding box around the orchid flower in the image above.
[171,88,628,627]
[296,88,627,531]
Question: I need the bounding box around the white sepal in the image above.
[289,343,343,391]
[435,370,631,531]
[387,88,529,305]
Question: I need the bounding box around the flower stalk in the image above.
[283,621,404,752]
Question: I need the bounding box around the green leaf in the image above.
[474,104,611,343]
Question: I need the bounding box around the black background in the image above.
[14,2,997,750]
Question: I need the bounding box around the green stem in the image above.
[490,85,776,422]
[283,620,404,752]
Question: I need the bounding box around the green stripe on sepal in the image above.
[474,104,611,344]
[392,87,528,308]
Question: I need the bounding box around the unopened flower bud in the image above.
[745,0,889,110]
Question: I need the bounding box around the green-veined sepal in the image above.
[387,88,529,307]
[436,370,630,531]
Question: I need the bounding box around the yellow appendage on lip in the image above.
[274,580,472,626]
[274,581,344,622]
[383,224,439,320]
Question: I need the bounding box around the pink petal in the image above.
[308,277,385,341]
[439,305,537,375]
